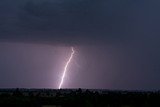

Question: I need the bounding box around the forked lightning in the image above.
[58,47,75,89]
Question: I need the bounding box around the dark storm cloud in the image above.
[0,0,138,45]
[0,0,160,90]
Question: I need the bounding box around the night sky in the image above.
[0,0,160,90]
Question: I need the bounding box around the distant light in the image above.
[58,47,75,89]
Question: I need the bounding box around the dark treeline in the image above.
[0,88,160,107]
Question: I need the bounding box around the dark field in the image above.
[0,88,160,107]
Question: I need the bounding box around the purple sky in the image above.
[0,0,160,90]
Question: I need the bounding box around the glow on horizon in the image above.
[58,47,75,89]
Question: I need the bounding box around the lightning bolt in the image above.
[58,47,75,89]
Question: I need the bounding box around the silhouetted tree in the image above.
[12,88,23,97]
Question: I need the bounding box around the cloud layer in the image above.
[0,0,143,45]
